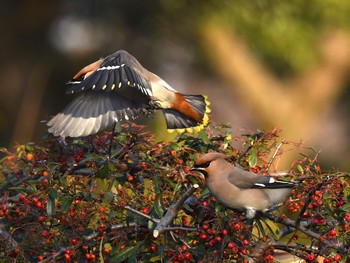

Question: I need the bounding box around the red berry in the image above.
[26,153,34,161]
[243,239,249,246]
[209,239,216,246]
[233,223,241,230]
[200,233,207,241]
[345,213,350,221]
[334,254,342,262]
[227,242,235,249]
[150,245,156,252]
[127,175,134,181]
[329,229,336,236]
[184,252,192,261]
[140,162,147,169]
[202,224,209,231]
[222,229,228,236]
[71,238,78,245]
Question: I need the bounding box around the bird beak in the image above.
[190,166,207,179]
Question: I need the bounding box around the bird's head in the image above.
[190,152,227,178]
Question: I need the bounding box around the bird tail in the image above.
[163,95,211,133]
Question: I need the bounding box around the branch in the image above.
[0,221,18,249]
[262,212,348,254]
[125,206,160,223]
[153,184,199,238]
[267,139,286,170]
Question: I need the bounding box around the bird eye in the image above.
[201,161,211,168]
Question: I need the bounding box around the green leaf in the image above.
[297,164,304,174]
[59,195,73,213]
[199,130,211,145]
[47,188,57,216]
[49,188,58,199]
[102,191,114,204]
[149,256,161,262]
[58,174,67,186]
[343,184,350,201]
[248,149,257,168]
[111,246,139,263]
[97,163,110,178]
[171,142,181,151]
[153,196,164,218]
[341,202,350,212]
[96,178,110,192]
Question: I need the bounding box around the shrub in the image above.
[0,123,349,262]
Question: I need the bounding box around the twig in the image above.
[262,212,347,254]
[125,206,160,223]
[267,139,286,170]
[295,180,325,227]
[0,221,18,249]
[39,222,139,263]
[153,184,199,238]
[251,236,274,259]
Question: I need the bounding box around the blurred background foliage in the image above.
[1,0,350,170]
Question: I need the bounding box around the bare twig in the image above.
[267,139,286,170]
[153,184,199,238]
[125,206,160,223]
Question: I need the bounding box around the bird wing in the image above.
[47,91,147,137]
[66,51,153,102]
[228,167,298,189]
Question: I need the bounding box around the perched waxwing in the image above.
[47,50,211,137]
[191,152,299,218]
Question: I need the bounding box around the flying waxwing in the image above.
[47,50,211,137]
[191,152,299,218]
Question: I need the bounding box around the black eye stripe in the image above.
[198,162,211,168]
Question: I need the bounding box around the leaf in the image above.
[153,196,164,218]
[59,195,73,213]
[97,163,110,178]
[97,178,110,192]
[297,164,304,174]
[110,246,139,263]
[248,149,257,168]
[47,188,57,216]
[343,184,350,201]
[170,142,181,151]
[149,256,161,262]
[341,202,350,212]
[102,191,114,204]
[198,130,211,145]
